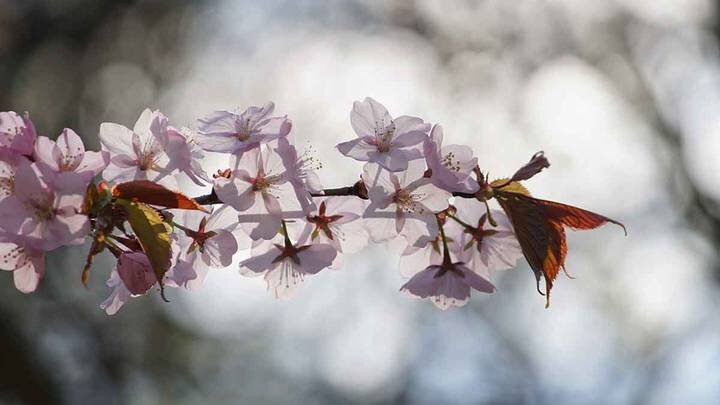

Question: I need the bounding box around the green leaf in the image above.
[491,178,531,196]
[82,182,113,215]
[116,199,173,300]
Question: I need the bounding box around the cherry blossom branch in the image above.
[192,182,477,206]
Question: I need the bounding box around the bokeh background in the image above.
[2,0,720,404]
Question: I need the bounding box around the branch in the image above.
[192,181,477,206]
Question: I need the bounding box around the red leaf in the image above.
[494,189,625,307]
[112,180,208,212]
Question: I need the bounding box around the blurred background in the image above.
[2,0,720,403]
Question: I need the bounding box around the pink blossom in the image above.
[196,102,291,154]
[34,129,110,182]
[362,161,450,246]
[0,162,89,251]
[214,145,297,240]
[99,109,176,188]
[239,233,336,299]
[116,251,157,295]
[336,98,429,172]
[0,236,45,293]
[101,252,157,315]
[163,127,211,186]
[400,256,495,310]
[451,199,522,274]
[0,111,37,156]
[424,125,479,193]
[291,197,368,269]
[101,251,174,315]
[170,205,245,289]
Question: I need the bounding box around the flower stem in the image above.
[446,213,473,229]
[435,214,452,265]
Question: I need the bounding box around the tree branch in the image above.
[192,181,478,206]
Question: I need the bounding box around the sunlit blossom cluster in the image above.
[0,98,622,314]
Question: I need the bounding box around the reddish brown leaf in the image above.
[81,182,99,214]
[81,234,106,287]
[112,180,208,212]
[494,189,625,307]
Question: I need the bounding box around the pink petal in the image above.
[362,205,398,242]
[33,136,61,171]
[264,263,304,299]
[368,149,412,172]
[239,246,280,274]
[350,97,392,137]
[400,266,443,298]
[262,191,282,216]
[336,137,376,161]
[78,150,110,177]
[214,173,256,211]
[391,116,430,146]
[13,255,44,293]
[414,183,451,213]
[249,116,292,140]
[56,128,85,169]
[99,123,135,155]
[165,256,199,288]
[201,229,238,268]
[296,243,336,274]
[431,272,471,310]
[460,265,496,293]
[117,252,157,295]
[100,270,131,315]
[206,204,240,230]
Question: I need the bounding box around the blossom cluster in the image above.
[0,98,622,314]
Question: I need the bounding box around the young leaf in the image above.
[112,180,208,212]
[82,182,113,215]
[115,199,173,300]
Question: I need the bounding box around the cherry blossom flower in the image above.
[0,162,89,251]
[116,251,157,295]
[99,109,176,188]
[291,197,368,268]
[214,145,297,240]
[362,161,450,246]
[101,252,156,315]
[400,255,495,310]
[34,129,109,182]
[163,127,211,186]
[0,235,45,293]
[336,97,430,172]
[170,205,244,289]
[450,199,522,275]
[196,102,291,154]
[239,227,336,299]
[424,125,479,193]
[102,250,189,315]
[0,111,37,156]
